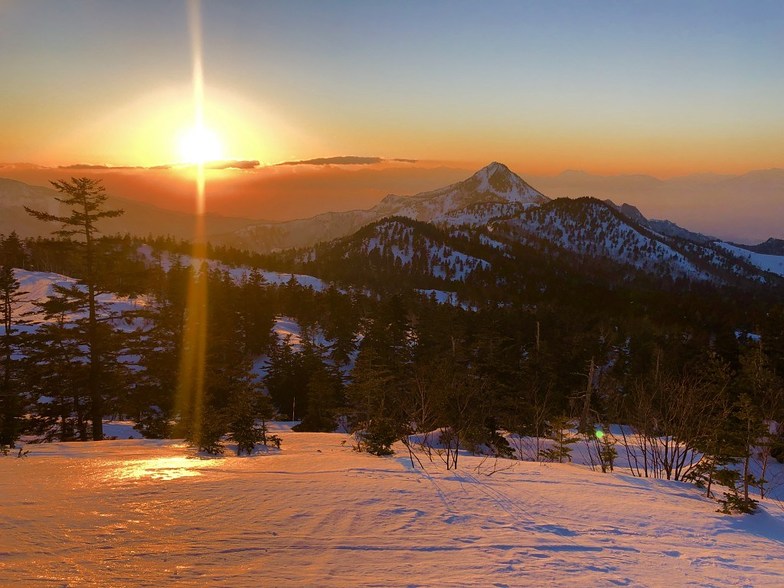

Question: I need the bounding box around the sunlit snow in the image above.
[2,427,783,586]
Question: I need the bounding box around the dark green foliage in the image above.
[714,467,759,514]
[228,389,275,456]
[0,262,25,447]
[193,411,228,455]
[539,416,579,463]
[133,407,173,439]
[357,418,399,456]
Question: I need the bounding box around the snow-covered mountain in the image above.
[5,164,782,288]
[491,197,777,285]
[374,162,547,220]
[604,200,716,244]
[215,163,547,253]
[734,237,784,256]
[240,163,784,289]
[304,217,492,284]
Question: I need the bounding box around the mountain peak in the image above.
[462,162,548,205]
[477,161,511,175]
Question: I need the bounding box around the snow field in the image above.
[2,429,783,587]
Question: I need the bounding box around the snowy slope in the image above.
[1,431,783,586]
[136,244,328,291]
[319,218,491,282]
[495,198,776,284]
[11,269,149,327]
[716,242,784,277]
[501,198,714,280]
[435,201,529,227]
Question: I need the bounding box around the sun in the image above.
[177,125,223,165]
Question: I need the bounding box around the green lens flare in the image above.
[595,429,605,439]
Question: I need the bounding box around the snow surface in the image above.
[354,221,490,282]
[135,244,328,291]
[12,269,149,325]
[2,429,783,586]
[716,242,784,277]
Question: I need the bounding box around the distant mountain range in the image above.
[265,164,784,292]
[527,168,784,244]
[2,164,783,289]
[214,162,547,252]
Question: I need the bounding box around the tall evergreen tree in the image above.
[25,178,123,440]
[0,265,26,447]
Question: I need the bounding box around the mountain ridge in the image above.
[214,162,548,253]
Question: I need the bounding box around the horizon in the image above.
[3,158,784,180]
[1,159,782,244]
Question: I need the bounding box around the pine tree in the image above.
[25,178,123,440]
[0,265,27,447]
[264,335,305,420]
[228,387,275,456]
[734,394,765,510]
[292,329,342,432]
[737,343,784,499]
[25,289,90,440]
[539,415,579,463]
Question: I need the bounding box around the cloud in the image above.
[57,160,261,171]
[204,160,260,170]
[59,163,142,170]
[276,156,386,167]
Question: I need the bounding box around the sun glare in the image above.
[178,125,223,165]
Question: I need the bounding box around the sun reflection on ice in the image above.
[115,456,218,481]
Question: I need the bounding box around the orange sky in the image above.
[1,2,782,180]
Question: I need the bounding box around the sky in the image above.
[1,0,782,177]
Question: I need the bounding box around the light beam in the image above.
[175,0,209,446]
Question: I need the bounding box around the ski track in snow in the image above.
[2,430,783,587]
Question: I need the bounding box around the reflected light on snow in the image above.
[115,456,216,481]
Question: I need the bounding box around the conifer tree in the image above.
[228,387,276,455]
[264,335,305,420]
[737,342,784,498]
[25,288,90,440]
[539,415,579,463]
[0,265,26,447]
[25,178,123,440]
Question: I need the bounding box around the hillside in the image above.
[494,197,778,286]
[2,428,783,586]
[527,168,784,243]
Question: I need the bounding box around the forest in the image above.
[1,178,783,513]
